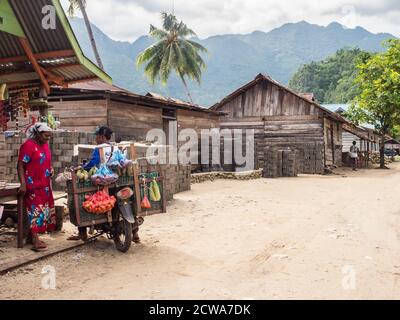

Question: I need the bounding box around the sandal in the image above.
[67,235,82,241]
[67,232,88,242]
[31,241,47,252]
[31,246,47,252]
[132,231,141,244]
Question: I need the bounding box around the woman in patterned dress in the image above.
[18,123,55,251]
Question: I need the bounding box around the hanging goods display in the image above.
[140,177,152,210]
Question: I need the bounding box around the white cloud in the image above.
[60,0,400,41]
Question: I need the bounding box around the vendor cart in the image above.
[66,144,166,253]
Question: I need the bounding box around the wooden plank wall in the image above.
[217,80,321,118]
[342,131,367,152]
[220,119,264,170]
[108,99,163,142]
[51,99,108,133]
[177,109,220,171]
[323,118,343,167]
[177,109,220,134]
[217,79,336,173]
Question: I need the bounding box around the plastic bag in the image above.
[108,149,132,168]
[149,179,161,202]
[55,169,72,187]
[91,164,119,186]
[141,195,152,209]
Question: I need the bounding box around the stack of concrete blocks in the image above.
[0,134,6,181]
[0,134,24,183]
[0,131,99,184]
[264,147,298,178]
[133,144,191,201]
[50,132,98,177]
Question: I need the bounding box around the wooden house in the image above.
[48,81,221,143]
[211,74,346,174]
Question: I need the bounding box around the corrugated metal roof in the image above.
[51,81,223,115]
[0,32,24,58]
[0,0,111,90]
[10,0,72,54]
[146,92,207,109]
[68,80,129,93]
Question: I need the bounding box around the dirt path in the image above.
[1,164,400,300]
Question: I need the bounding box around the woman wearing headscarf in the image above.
[18,123,55,251]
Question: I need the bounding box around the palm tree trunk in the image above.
[77,0,104,70]
[179,73,194,104]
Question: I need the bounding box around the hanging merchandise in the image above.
[108,149,132,171]
[0,85,8,132]
[149,178,161,202]
[21,90,29,118]
[90,164,119,186]
[0,84,6,100]
[1,101,11,132]
[0,101,6,132]
[141,177,152,209]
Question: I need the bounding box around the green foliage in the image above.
[289,48,372,103]
[347,39,400,167]
[136,13,207,102]
[67,0,86,17]
[349,39,400,131]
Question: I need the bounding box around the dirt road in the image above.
[2,164,400,300]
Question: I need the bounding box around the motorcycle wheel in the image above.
[113,219,132,253]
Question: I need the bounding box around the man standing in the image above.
[349,141,359,171]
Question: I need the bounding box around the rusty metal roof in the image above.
[50,80,223,115]
[0,0,111,91]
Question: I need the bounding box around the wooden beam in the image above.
[6,80,39,87]
[18,38,50,94]
[40,67,65,86]
[0,49,75,64]
[65,77,99,85]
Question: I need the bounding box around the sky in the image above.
[60,0,400,42]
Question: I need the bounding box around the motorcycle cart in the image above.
[66,144,166,253]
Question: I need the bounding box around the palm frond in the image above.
[161,12,177,32]
[149,25,168,40]
[67,0,86,17]
[136,41,167,67]
[136,11,208,100]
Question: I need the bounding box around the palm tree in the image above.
[67,0,104,70]
[136,13,207,103]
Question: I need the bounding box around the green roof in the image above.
[0,0,112,91]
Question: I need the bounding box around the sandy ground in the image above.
[1,163,400,300]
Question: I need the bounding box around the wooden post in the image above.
[129,144,142,215]
[17,193,24,249]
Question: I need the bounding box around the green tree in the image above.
[289,48,371,103]
[347,39,400,169]
[136,13,207,103]
[67,0,104,70]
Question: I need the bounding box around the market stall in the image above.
[0,0,112,248]
[65,143,166,253]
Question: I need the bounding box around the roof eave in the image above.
[52,0,112,85]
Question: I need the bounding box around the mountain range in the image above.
[69,18,396,107]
